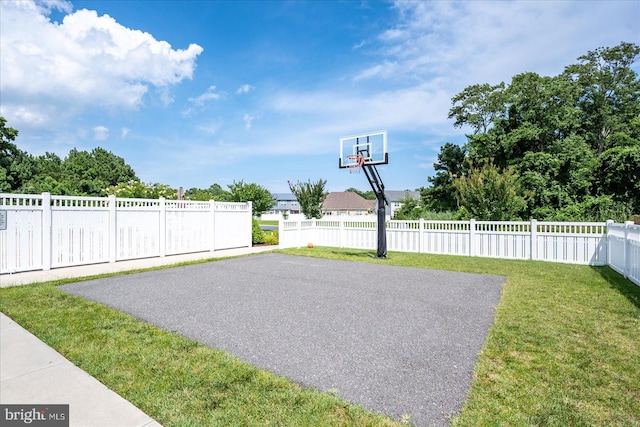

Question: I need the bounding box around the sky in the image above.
[1,0,639,194]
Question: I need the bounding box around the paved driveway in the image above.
[60,253,504,426]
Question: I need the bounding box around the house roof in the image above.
[322,192,375,211]
[272,193,297,201]
[385,190,420,202]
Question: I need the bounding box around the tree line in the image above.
[411,42,639,222]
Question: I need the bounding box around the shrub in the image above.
[263,231,279,245]
[252,218,265,244]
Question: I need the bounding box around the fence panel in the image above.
[475,221,531,260]
[213,202,252,250]
[421,221,470,256]
[116,198,161,261]
[166,201,212,255]
[387,221,421,253]
[0,194,44,273]
[537,222,607,265]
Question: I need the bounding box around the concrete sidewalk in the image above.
[0,246,276,288]
[0,246,276,427]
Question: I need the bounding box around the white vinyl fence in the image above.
[0,193,252,274]
[280,217,640,287]
[607,221,640,286]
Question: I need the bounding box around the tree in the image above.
[345,187,375,200]
[393,192,424,220]
[288,179,327,219]
[439,42,640,221]
[0,117,24,192]
[448,82,506,134]
[598,143,640,212]
[453,162,527,221]
[421,143,466,212]
[62,147,137,196]
[564,42,640,155]
[185,183,229,201]
[227,180,276,216]
[104,180,177,199]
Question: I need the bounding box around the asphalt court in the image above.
[60,253,505,426]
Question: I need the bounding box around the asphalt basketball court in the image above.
[60,253,504,426]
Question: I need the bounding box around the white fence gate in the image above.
[280,217,639,286]
[0,193,252,274]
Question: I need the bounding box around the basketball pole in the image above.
[362,163,389,258]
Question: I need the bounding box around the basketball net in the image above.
[347,154,365,173]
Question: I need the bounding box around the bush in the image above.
[263,231,279,245]
[252,218,265,244]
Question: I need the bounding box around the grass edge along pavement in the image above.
[0,257,403,427]
[1,248,639,426]
[278,247,640,426]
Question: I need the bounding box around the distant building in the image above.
[266,190,421,218]
[321,192,375,216]
[385,190,421,218]
[264,193,300,216]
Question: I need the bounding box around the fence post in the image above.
[109,195,117,263]
[605,220,614,268]
[625,221,633,279]
[419,218,425,254]
[247,202,253,248]
[159,197,166,257]
[339,216,344,248]
[469,219,476,257]
[530,219,538,261]
[42,192,52,271]
[210,200,216,252]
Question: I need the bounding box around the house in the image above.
[321,192,375,216]
[385,190,421,218]
[264,193,300,216]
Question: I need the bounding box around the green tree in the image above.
[345,187,375,200]
[104,180,177,199]
[62,147,137,196]
[448,82,506,134]
[185,184,229,201]
[288,179,328,219]
[17,152,68,194]
[0,117,24,192]
[442,42,639,220]
[227,180,276,216]
[393,192,424,220]
[453,162,527,221]
[598,143,640,212]
[421,143,466,212]
[564,42,640,155]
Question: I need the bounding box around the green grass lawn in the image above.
[1,248,639,426]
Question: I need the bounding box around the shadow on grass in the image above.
[329,249,377,258]
[592,265,640,309]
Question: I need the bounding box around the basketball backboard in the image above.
[339,130,388,168]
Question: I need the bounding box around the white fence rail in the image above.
[280,217,639,287]
[0,193,252,274]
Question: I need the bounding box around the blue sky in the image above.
[1,0,638,194]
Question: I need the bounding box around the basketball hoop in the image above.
[347,154,365,173]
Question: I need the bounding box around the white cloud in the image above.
[352,40,366,50]
[357,1,640,88]
[121,127,130,138]
[93,125,109,140]
[236,84,255,94]
[243,113,259,129]
[0,0,203,130]
[189,86,222,107]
